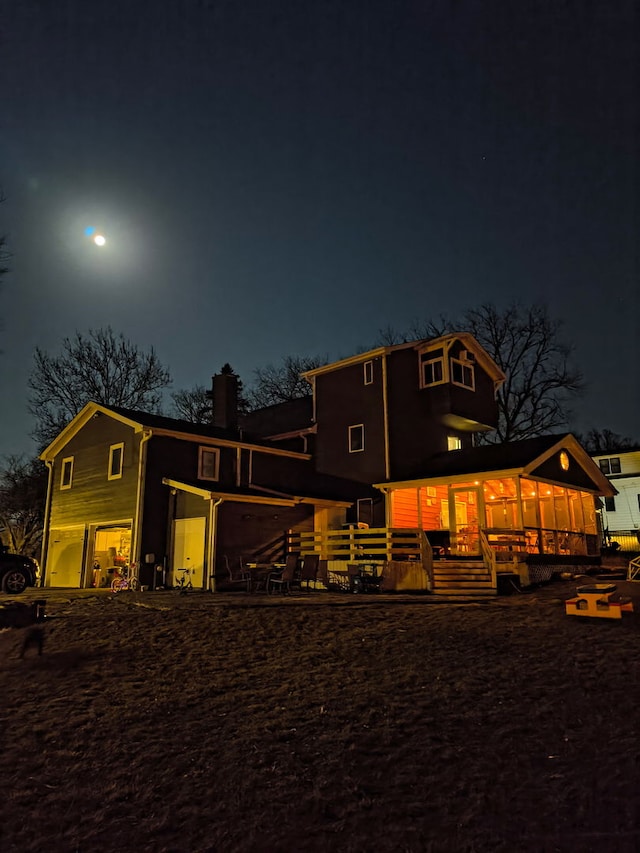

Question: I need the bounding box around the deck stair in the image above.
[431,560,496,598]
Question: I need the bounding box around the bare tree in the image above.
[170,384,212,423]
[577,429,638,454]
[410,303,584,443]
[247,355,327,410]
[28,327,172,447]
[0,456,47,557]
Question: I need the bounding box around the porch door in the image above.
[172,517,206,589]
[449,488,481,556]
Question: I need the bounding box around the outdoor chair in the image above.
[267,553,300,594]
[223,555,252,593]
[299,554,320,591]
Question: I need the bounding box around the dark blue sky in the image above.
[2,0,638,457]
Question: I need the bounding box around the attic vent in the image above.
[459,350,475,363]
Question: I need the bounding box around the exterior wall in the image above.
[44,417,141,585]
[312,342,500,484]
[47,417,140,529]
[313,355,387,483]
[386,347,485,480]
[593,450,640,542]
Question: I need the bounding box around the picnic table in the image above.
[565,583,634,620]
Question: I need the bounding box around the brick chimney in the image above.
[210,372,238,431]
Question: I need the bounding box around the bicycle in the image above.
[173,567,194,594]
[111,564,140,593]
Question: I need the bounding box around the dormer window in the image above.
[420,353,445,387]
[451,357,475,390]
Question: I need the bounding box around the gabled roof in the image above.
[39,402,311,461]
[375,434,615,495]
[301,333,506,387]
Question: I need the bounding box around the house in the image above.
[39,377,375,590]
[39,334,615,595]
[591,448,640,552]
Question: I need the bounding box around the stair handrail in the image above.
[421,530,434,591]
[479,529,498,590]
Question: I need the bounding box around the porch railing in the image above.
[287,526,433,590]
[288,526,426,561]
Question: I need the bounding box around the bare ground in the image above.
[1,578,639,853]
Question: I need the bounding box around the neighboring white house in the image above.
[592,449,640,551]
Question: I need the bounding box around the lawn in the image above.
[1,583,639,852]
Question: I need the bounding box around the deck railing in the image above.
[287,527,427,563]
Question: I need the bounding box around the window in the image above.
[599,457,621,475]
[604,496,616,512]
[108,443,124,480]
[363,360,373,385]
[60,456,74,490]
[348,424,364,453]
[420,356,444,387]
[198,447,220,481]
[637,494,640,512]
[450,358,475,390]
[447,436,462,451]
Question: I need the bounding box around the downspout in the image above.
[208,497,223,592]
[132,429,152,568]
[39,459,54,588]
[382,354,390,480]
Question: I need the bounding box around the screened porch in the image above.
[388,476,600,558]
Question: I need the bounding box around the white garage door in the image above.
[47,527,87,587]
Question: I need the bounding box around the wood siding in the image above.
[314,355,387,483]
[48,417,140,528]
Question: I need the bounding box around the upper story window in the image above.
[60,456,74,490]
[349,424,365,453]
[108,443,124,480]
[420,354,444,388]
[604,496,616,512]
[363,360,374,385]
[450,357,475,390]
[198,446,220,481]
[599,457,621,475]
[447,436,462,451]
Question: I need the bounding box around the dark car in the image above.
[0,544,40,594]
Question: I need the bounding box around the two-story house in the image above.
[591,449,640,552]
[245,334,614,592]
[40,334,614,594]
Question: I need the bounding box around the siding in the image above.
[48,418,140,527]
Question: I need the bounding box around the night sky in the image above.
[2,0,638,458]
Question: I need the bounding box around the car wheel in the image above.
[2,569,29,594]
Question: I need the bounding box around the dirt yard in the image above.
[1,578,639,852]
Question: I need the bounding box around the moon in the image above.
[93,234,106,246]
